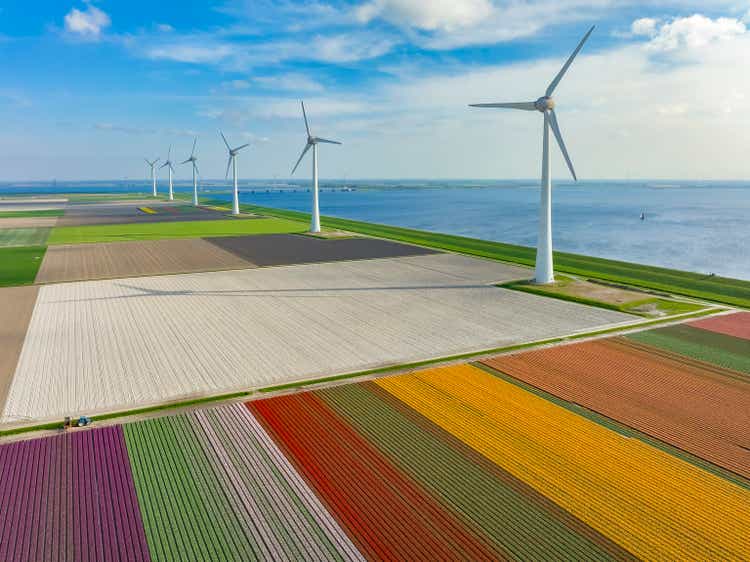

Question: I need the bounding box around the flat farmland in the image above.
[0,217,59,229]
[47,217,306,244]
[2,364,747,561]
[0,228,51,247]
[35,239,253,284]
[57,203,232,227]
[483,320,750,480]
[689,311,750,340]
[207,233,439,266]
[0,286,39,414]
[1,253,633,422]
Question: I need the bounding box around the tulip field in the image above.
[1,349,748,561]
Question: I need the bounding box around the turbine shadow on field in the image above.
[49,281,495,303]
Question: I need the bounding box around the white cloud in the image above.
[631,17,658,37]
[644,14,746,52]
[64,3,111,40]
[221,79,252,90]
[355,0,494,32]
[255,73,324,92]
[156,23,174,32]
[145,43,236,64]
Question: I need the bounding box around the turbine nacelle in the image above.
[535,96,555,112]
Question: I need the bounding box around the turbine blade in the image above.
[225,156,232,180]
[155,157,160,164]
[145,158,151,166]
[548,109,577,181]
[194,162,200,177]
[314,137,342,145]
[234,143,250,152]
[181,158,191,165]
[191,137,197,157]
[291,143,311,175]
[301,100,311,137]
[167,145,172,160]
[160,161,169,169]
[469,102,537,111]
[546,25,595,97]
[220,130,231,151]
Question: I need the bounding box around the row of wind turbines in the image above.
[144,101,339,233]
[143,26,593,285]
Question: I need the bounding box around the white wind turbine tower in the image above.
[181,138,200,206]
[291,101,342,233]
[160,146,176,201]
[145,157,160,197]
[220,131,249,215]
[470,26,594,284]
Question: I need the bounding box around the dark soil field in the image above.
[207,233,438,267]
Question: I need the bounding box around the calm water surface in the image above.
[3,179,748,280]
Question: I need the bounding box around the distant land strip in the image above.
[218,200,750,309]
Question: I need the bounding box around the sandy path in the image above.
[0,286,39,416]
[35,238,254,284]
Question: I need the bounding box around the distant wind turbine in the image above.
[181,137,200,206]
[470,25,594,284]
[145,157,160,197]
[291,101,341,233]
[160,146,176,201]
[220,131,249,215]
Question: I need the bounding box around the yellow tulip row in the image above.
[376,364,750,561]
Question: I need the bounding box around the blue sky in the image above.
[1,1,750,180]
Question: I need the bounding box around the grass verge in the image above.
[0,246,47,286]
[228,202,750,309]
[47,217,307,244]
[0,209,64,218]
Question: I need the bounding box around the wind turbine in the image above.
[181,138,200,206]
[291,101,342,233]
[145,157,160,197]
[470,26,594,284]
[220,131,249,215]
[160,146,176,201]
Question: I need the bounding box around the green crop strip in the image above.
[0,245,47,286]
[626,325,750,374]
[0,227,51,248]
[47,217,307,244]
[0,209,64,218]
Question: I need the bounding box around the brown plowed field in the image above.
[0,217,59,229]
[35,238,253,284]
[0,285,39,414]
[482,337,750,480]
[690,312,750,341]
[207,233,438,266]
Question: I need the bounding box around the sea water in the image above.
[2,179,748,280]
